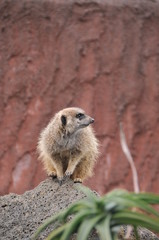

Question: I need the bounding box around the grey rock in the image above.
[0,177,98,240]
[0,177,159,240]
[118,226,159,240]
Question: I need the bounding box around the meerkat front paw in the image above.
[65,170,73,177]
[57,175,65,185]
[73,178,82,183]
[48,172,57,178]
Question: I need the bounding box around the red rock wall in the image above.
[0,0,159,195]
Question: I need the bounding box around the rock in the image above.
[118,226,159,240]
[0,178,159,240]
[0,178,95,240]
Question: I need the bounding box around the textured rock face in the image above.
[0,178,89,240]
[1,178,159,240]
[0,0,159,195]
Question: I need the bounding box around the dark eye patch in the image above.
[76,113,85,120]
[61,115,67,126]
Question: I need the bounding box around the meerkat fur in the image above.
[37,107,99,183]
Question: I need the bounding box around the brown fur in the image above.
[37,107,99,183]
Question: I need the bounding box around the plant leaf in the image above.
[77,214,103,240]
[61,202,86,221]
[96,214,112,240]
[60,210,92,240]
[105,195,159,217]
[46,222,69,240]
[113,211,159,232]
[76,185,98,203]
[132,192,159,204]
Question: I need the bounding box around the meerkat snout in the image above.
[37,107,99,184]
[90,118,94,123]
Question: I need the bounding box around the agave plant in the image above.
[33,185,159,240]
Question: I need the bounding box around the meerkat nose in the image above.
[90,118,94,123]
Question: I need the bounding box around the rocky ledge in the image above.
[0,178,159,240]
[0,178,98,240]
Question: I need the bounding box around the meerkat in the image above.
[37,107,99,184]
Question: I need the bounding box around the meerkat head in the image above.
[59,107,94,136]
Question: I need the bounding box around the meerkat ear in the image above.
[61,115,67,126]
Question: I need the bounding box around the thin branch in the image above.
[119,122,140,194]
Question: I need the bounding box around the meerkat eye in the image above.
[76,113,84,120]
